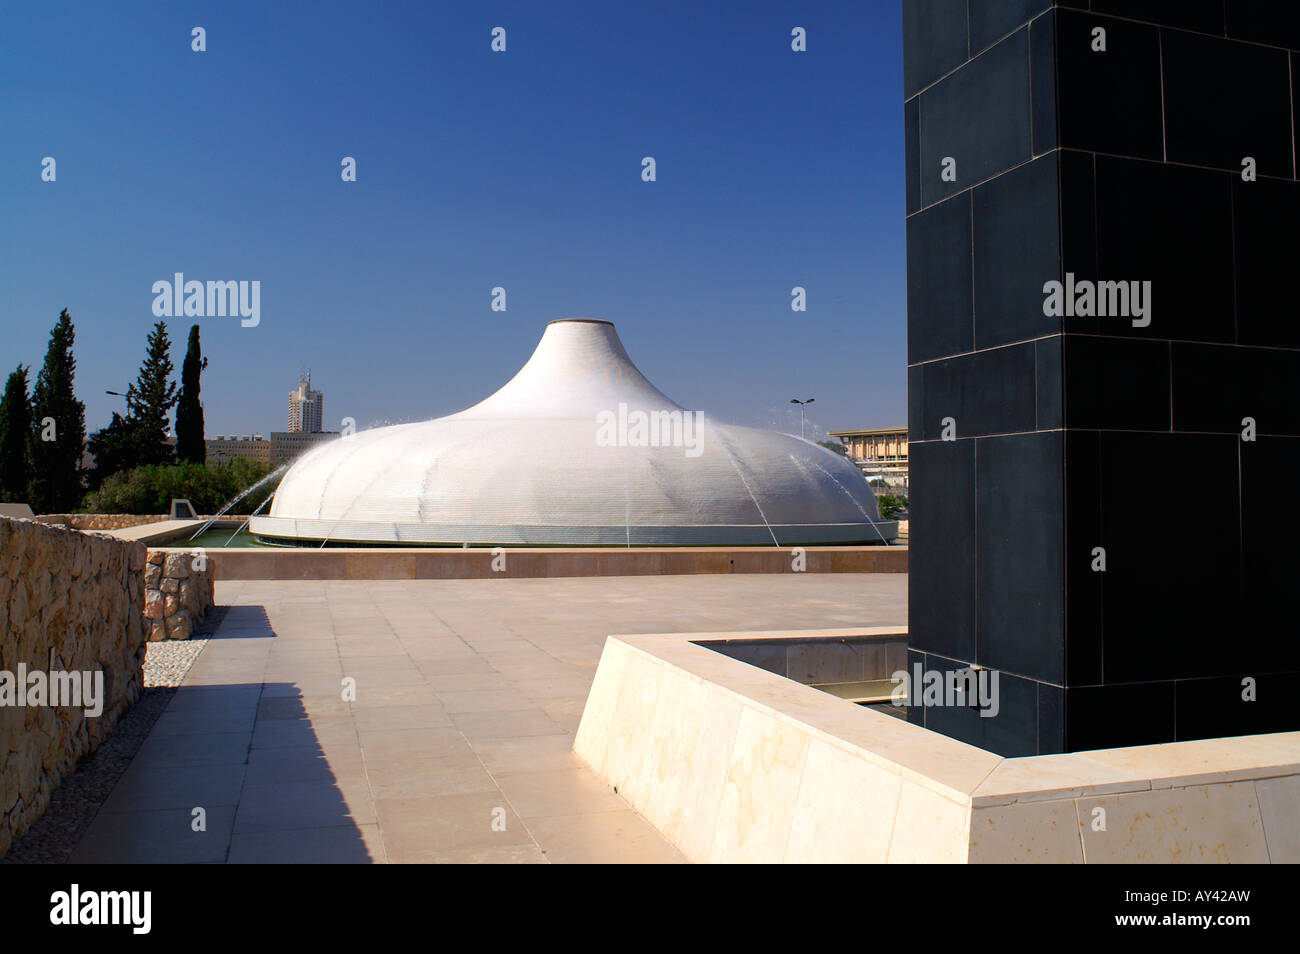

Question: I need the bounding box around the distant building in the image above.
[288,374,324,433]
[829,426,908,486]
[270,431,339,467]
[206,435,271,466]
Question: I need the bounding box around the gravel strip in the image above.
[2,608,226,864]
[143,637,209,688]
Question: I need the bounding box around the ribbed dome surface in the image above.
[250,320,895,546]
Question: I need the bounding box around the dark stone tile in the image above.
[1062,335,1170,430]
[970,0,1053,54]
[1098,432,1241,683]
[1241,436,1300,673]
[907,193,973,364]
[1036,334,1063,429]
[1233,176,1300,347]
[1030,10,1058,154]
[912,342,1038,439]
[906,650,927,726]
[1092,156,1234,343]
[903,0,970,98]
[1038,682,1064,754]
[1064,681,1177,751]
[1171,343,1300,436]
[1064,430,1103,686]
[920,662,1040,756]
[976,432,1064,684]
[919,28,1032,205]
[1175,673,1300,741]
[1091,0,1224,34]
[908,364,924,440]
[1058,149,1097,280]
[905,97,921,214]
[908,440,976,662]
[1225,1,1300,51]
[1162,30,1293,177]
[1055,11,1164,161]
[973,153,1062,350]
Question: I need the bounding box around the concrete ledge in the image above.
[177,545,908,581]
[105,519,208,546]
[573,629,1300,863]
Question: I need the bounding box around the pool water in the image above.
[185,528,276,549]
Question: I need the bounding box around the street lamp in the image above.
[789,397,814,439]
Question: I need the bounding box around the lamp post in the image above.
[789,397,814,440]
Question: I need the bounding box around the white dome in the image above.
[251,320,895,546]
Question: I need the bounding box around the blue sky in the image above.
[0,0,906,442]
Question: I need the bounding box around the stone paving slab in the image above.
[70,574,905,863]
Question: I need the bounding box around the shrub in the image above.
[80,457,277,515]
[875,493,907,520]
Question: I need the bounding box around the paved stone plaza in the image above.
[70,574,906,863]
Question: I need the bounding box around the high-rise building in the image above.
[904,1,1300,755]
[288,373,323,433]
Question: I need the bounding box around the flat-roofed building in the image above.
[829,426,908,485]
[206,434,271,466]
[270,430,339,467]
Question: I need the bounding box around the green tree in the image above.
[28,310,86,512]
[0,366,32,502]
[126,320,178,468]
[86,412,138,491]
[816,439,848,456]
[175,325,207,464]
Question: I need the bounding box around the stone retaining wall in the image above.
[204,544,909,581]
[0,516,148,858]
[37,514,171,532]
[143,550,214,641]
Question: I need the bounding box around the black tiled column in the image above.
[904,0,1300,754]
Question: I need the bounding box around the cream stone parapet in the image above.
[574,629,1300,863]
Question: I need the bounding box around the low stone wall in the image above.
[577,630,1300,863]
[203,544,909,581]
[38,514,171,532]
[0,516,148,858]
[143,550,215,641]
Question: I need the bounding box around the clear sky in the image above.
[1,0,906,443]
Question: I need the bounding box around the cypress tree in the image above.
[85,412,136,490]
[175,324,207,464]
[0,366,32,503]
[126,320,178,467]
[28,310,86,512]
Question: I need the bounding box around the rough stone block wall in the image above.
[143,550,214,641]
[0,515,148,857]
[36,514,171,532]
